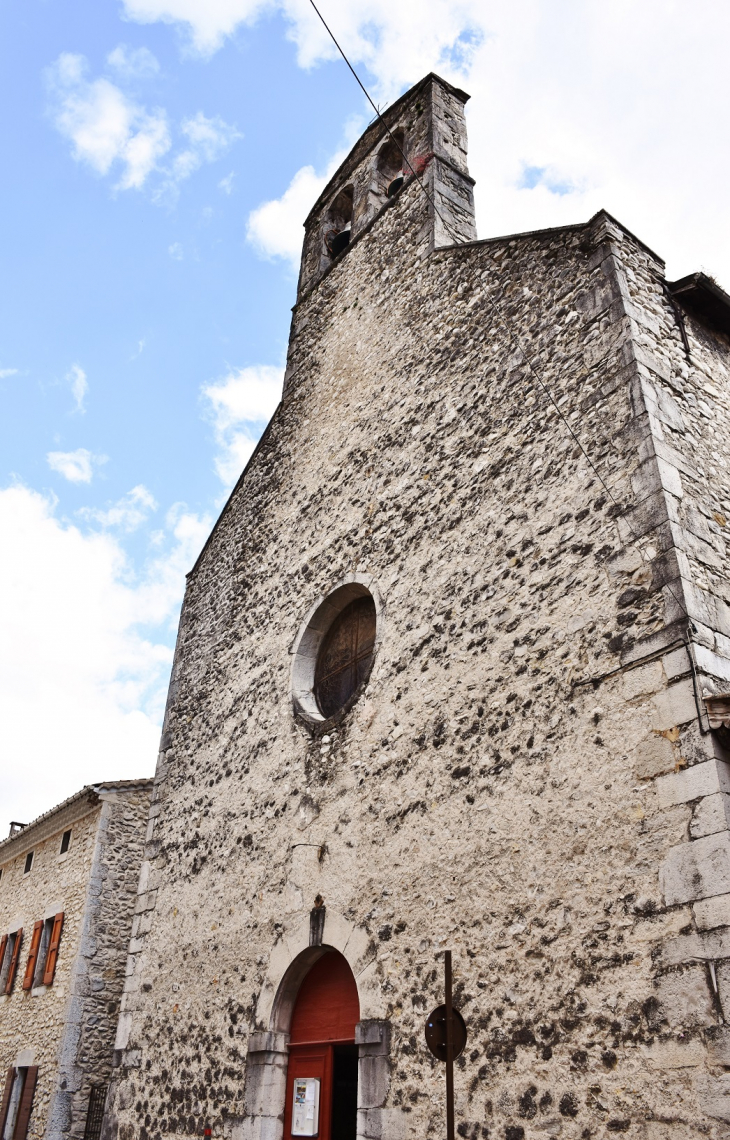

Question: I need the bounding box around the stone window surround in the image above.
[290,573,384,726]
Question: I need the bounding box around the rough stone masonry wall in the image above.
[106,168,730,1140]
[0,803,102,1140]
[0,783,151,1140]
[585,217,730,1125]
[47,786,152,1140]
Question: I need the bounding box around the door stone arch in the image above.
[235,910,394,1140]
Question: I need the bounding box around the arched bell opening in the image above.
[374,130,405,201]
[324,186,354,260]
[278,949,360,1140]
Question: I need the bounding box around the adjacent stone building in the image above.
[0,780,152,1140]
[103,73,730,1139]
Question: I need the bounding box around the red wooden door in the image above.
[283,1046,332,1140]
[283,953,359,1140]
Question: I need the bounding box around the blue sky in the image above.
[1,2,360,530]
[2,0,730,823]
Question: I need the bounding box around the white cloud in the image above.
[118,0,483,81]
[47,53,171,190]
[79,484,157,531]
[0,367,19,379]
[66,362,88,412]
[0,484,210,823]
[158,112,242,197]
[247,164,324,268]
[168,241,184,259]
[246,142,350,268]
[119,0,730,288]
[121,0,268,55]
[47,448,106,484]
[218,171,235,194]
[182,111,241,161]
[202,364,283,486]
[47,56,239,199]
[107,43,161,78]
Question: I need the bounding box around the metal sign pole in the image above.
[444,950,455,1140]
[425,951,466,1139]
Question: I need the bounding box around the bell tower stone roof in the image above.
[296,72,477,300]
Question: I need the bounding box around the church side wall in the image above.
[106,180,727,1140]
[592,223,730,1121]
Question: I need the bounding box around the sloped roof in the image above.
[0,778,153,859]
[667,272,730,338]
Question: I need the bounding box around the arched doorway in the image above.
[282,951,359,1140]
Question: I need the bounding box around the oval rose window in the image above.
[314,595,376,719]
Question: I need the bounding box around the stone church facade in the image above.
[103,74,730,1139]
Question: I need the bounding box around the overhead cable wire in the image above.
[305,0,466,246]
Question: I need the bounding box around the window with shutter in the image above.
[43,914,64,986]
[12,1067,37,1140]
[0,1069,15,1140]
[0,1068,25,1140]
[0,937,11,994]
[4,930,23,995]
[22,923,43,991]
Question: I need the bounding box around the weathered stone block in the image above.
[643,1038,706,1068]
[655,759,730,807]
[660,832,730,904]
[622,660,663,700]
[653,965,715,1028]
[694,1072,730,1124]
[694,893,730,930]
[651,679,699,732]
[691,793,730,839]
[357,1055,390,1110]
[243,1051,288,1117]
[663,645,691,681]
[357,1107,407,1140]
[633,733,678,779]
[232,1118,284,1140]
[707,1027,730,1065]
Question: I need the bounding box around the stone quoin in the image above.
[100,73,730,1139]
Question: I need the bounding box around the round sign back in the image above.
[425,1005,467,1062]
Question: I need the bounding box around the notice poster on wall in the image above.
[291,1077,320,1137]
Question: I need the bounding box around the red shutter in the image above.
[0,1069,16,1138]
[5,929,23,994]
[22,922,43,991]
[43,914,64,986]
[0,936,7,978]
[12,1066,38,1140]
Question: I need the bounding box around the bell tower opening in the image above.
[375,130,405,200]
[283,951,360,1140]
[324,186,354,259]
